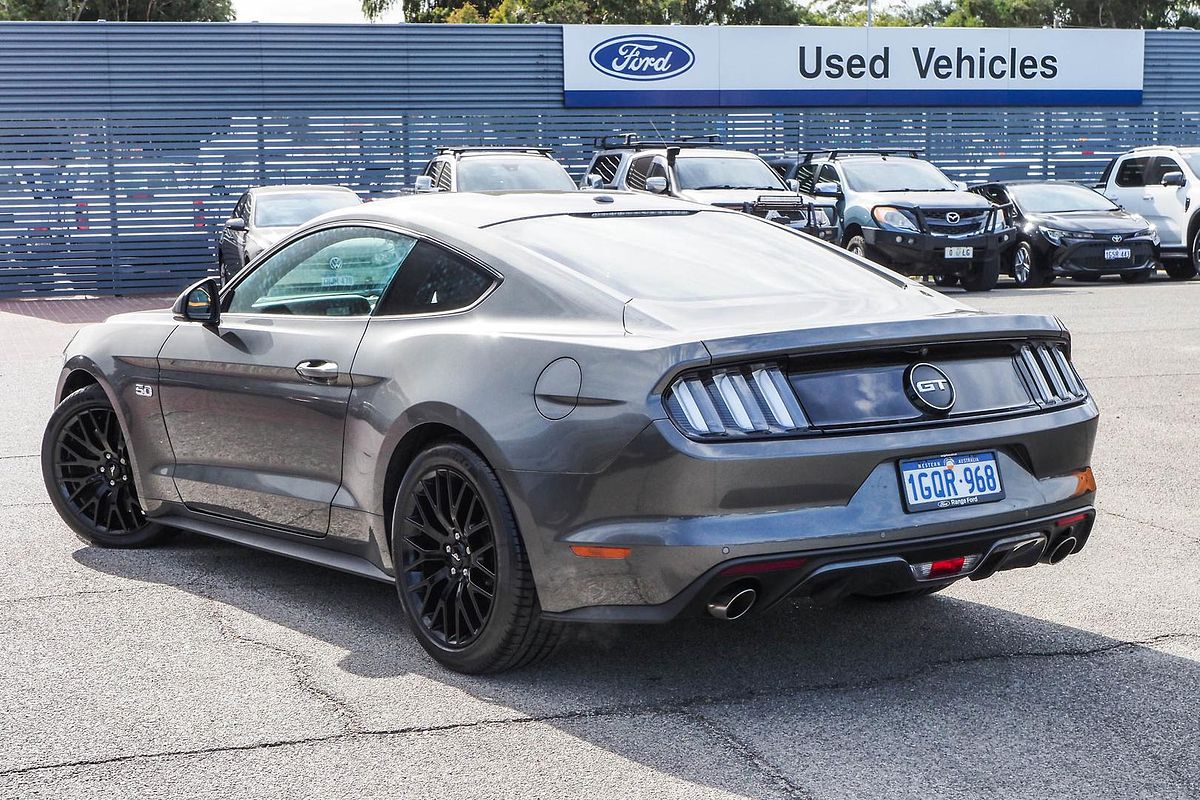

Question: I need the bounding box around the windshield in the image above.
[674,156,787,191]
[842,159,957,192]
[254,192,360,228]
[457,157,577,192]
[1009,183,1118,213]
[491,210,894,302]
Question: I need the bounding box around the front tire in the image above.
[960,257,1000,292]
[41,385,170,548]
[1011,241,1050,288]
[392,442,563,673]
[1164,235,1199,280]
[845,234,868,258]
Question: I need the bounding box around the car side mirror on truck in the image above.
[813,181,841,198]
[414,175,436,193]
[786,178,801,193]
[585,173,604,189]
[1162,171,1186,188]
[225,218,246,232]
[173,278,221,326]
[645,176,669,194]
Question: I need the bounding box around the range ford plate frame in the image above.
[898,451,1006,513]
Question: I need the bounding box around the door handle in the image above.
[296,360,339,383]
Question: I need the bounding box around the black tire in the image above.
[932,274,959,288]
[845,234,868,258]
[1119,269,1153,284]
[41,385,170,548]
[1165,239,1199,280]
[1011,241,1050,288]
[392,442,563,673]
[960,257,1000,292]
[218,257,229,285]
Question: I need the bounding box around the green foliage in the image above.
[0,0,231,20]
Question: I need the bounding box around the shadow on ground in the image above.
[75,532,1200,798]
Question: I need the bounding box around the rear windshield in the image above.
[457,157,578,193]
[254,192,360,228]
[490,210,898,301]
[1009,183,1117,213]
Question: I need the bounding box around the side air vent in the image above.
[1018,343,1087,405]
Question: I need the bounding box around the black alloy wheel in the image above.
[41,385,169,547]
[393,442,563,673]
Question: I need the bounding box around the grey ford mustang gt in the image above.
[42,191,1099,673]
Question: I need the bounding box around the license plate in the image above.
[945,246,974,259]
[1104,247,1132,260]
[899,451,1005,513]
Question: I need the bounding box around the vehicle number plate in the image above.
[899,451,1005,513]
[944,246,974,259]
[1104,247,1132,260]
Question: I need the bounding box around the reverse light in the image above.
[665,364,809,438]
[872,205,920,232]
[912,553,982,580]
[569,545,631,559]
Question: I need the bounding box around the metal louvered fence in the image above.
[2,23,1200,297]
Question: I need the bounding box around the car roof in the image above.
[977,179,1089,187]
[602,146,760,159]
[249,184,357,196]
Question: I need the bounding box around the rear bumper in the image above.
[541,508,1095,623]
[503,398,1099,616]
[864,228,1015,274]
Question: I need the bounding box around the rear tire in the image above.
[960,257,1000,292]
[392,442,563,674]
[41,385,170,548]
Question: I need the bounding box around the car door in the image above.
[1104,155,1152,222]
[1141,156,1188,246]
[157,224,416,534]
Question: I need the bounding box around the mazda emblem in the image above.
[905,363,956,414]
[945,212,961,224]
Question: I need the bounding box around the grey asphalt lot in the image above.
[1,278,1198,799]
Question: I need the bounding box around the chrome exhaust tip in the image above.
[707,587,757,621]
[1044,536,1078,565]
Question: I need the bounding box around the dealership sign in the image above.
[563,26,1144,107]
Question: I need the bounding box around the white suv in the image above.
[1098,146,1200,279]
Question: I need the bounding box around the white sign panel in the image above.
[563,25,1144,107]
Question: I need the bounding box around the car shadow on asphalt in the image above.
[74,532,1200,796]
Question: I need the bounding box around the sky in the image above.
[235,0,404,23]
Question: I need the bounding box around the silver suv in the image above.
[582,134,838,242]
[415,147,578,194]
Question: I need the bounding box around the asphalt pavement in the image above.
[1,278,1197,799]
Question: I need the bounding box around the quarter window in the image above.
[375,241,494,316]
[433,161,453,191]
[1115,157,1150,187]
[226,226,415,317]
[626,156,654,191]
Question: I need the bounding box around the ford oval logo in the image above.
[589,35,695,82]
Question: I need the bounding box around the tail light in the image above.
[665,364,809,438]
[1019,342,1087,405]
[912,553,982,580]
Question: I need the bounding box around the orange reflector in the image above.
[1072,467,1097,497]
[569,545,631,559]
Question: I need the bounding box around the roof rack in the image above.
[435,146,554,157]
[593,132,722,151]
[800,149,922,162]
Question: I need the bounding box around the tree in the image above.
[0,0,231,21]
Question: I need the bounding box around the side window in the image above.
[1115,157,1150,188]
[976,185,1008,205]
[794,163,817,192]
[626,155,653,191]
[434,161,453,192]
[818,164,841,188]
[375,240,495,316]
[588,154,622,187]
[226,226,415,317]
[233,193,250,221]
[1147,157,1182,185]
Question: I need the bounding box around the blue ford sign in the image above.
[588,35,695,82]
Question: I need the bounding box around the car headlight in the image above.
[665,364,810,439]
[1139,224,1160,245]
[1040,228,1070,246]
[872,206,920,233]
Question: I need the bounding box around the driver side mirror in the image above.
[1162,171,1186,187]
[813,181,842,198]
[586,173,604,189]
[786,178,801,193]
[173,278,221,326]
[953,180,969,191]
[645,176,669,194]
[225,218,246,232]
[414,175,436,193]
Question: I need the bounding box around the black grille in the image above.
[1063,241,1155,270]
[924,209,989,236]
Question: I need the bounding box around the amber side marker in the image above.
[1072,467,1097,497]
[569,545,631,559]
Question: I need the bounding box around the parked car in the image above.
[415,147,578,194]
[971,180,1160,287]
[777,150,1015,291]
[43,192,1098,674]
[1096,146,1200,280]
[216,185,361,283]
[582,134,838,241]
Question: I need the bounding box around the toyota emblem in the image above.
[1111,234,1123,242]
[945,212,961,224]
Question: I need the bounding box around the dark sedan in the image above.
[972,180,1160,287]
[43,192,1098,673]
